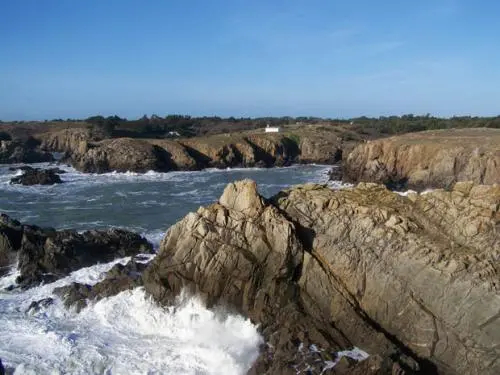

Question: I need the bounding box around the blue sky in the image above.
[1,0,499,120]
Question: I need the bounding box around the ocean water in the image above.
[0,163,359,374]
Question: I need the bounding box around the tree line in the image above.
[2,113,499,139]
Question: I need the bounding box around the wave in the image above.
[0,258,262,375]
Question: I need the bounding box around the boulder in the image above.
[0,214,153,288]
[343,128,500,190]
[10,168,63,185]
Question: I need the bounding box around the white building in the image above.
[265,125,281,133]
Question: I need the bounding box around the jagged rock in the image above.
[143,181,412,374]
[343,128,500,190]
[37,128,97,154]
[273,182,500,375]
[0,214,153,288]
[0,139,54,164]
[143,179,499,375]
[10,168,63,185]
[54,260,149,311]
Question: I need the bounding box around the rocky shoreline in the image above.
[36,127,345,173]
[2,177,498,374]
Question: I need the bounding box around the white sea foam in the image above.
[0,260,262,375]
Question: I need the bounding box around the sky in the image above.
[1,0,499,120]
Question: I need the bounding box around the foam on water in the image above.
[0,260,262,375]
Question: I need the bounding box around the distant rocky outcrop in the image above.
[37,128,97,154]
[0,138,54,164]
[141,179,499,375]
[69,138,176,173]
[38,128,347,173]
[0,214,153,288]
[343,128,500,190]
[10,167,63,185]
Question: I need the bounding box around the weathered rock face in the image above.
[46,129,344,173]
[344,128,500,190]
[0,139,54,164]
[142,181,418,374]
[144,179,499,375]
[10,168,63,185]
[0,214,153,288]
[37,128,97,154]
[143,179,304,316]
[70,138,175,173]
[298,135,343,164]
[273,182,500,375]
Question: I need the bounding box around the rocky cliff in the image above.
[343,128,500,189]
[36,127,345,173]
[142,179,500,375]
[38,128,97,154]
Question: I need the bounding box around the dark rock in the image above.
[0,139,54,164]
[328,166,342,181]
[0,213,153,289]
[10,168,62,185]
[26,297,54,313]
[0,358,4,375]
[55,260,149,311]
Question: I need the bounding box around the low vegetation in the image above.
[1,113,500,141]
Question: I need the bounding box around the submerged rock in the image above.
[55,259,149,311]
[10,168,63,185]
[26,297,54,314]
[0,213,153,288]
[142,179,499,375]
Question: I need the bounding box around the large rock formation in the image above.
[37,128,97,154]
[344,128,500,190]
[143,179,499,375]
[0,214,153,287]
[0,139,54,164]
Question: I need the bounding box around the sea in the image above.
[0,163,362,374]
